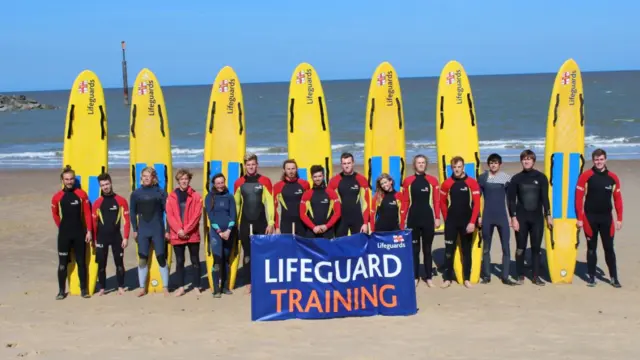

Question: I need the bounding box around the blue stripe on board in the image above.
[465,163,476,179]
[298,167,308,181]
[567,153,581,219]
[227,161,240,188]
[551,153,564,219]
[135,163,146,188]
[74,175,82,189]
[209,160,222,188]
[389,156,402,192]
[446,165,452,178]
[370,156,383,192]
[88,176,100,204]
[154,163,166,191]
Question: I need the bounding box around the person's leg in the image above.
[72,236,89,297]
[410,224,422,280]
[173,244,186,296]
[221,231,234,294]
[515,216,529,284]
[137,236,151,296]
[96,240,108,293]
[481,223,495,282]
[530,217,545,285]
[151,233,169,294]
[188,242,201,291]
[442,222,457,287]
[210,230,223,296]
[335,219,349,237]
[422,224,435,283]
[497,222,514,284]
[460,227,473,285]
[56,233,71,299]
[600,216,620,287]
[111,238,126,293]
[280,220,293,235]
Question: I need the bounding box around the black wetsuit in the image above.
[507,169,550,281]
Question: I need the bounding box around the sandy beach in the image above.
[1,160,638,359]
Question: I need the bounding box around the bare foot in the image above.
[245,284,252,295]
[415,279,420,287]
[137,288,146,298]
[426,279,434,288]
[193,287,201,296]
[174,287,185,297]
[163,288,170,297]
[441,280,451,289]
[97,289,105,296]
[464,280,473,288]
[117,288,125,296]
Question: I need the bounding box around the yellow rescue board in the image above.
[287,62,332,183]
[62,70,107,296]
[129,68,173,293]
[364,61,406,195]
[544,58,585,284]
[435,60,483,284]
[203,66,246,291]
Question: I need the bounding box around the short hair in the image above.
[60,165,75,180]
[97,173,112,183]
[281,159,298,181]
[175,168,193,181]
[340,152,354,162]
[520,149,536,162]
[450,156,464,166]
[413,154,428,168]
[592,148,607,159]
[244,152,258,163]
[310,164,324,176]
[487,153,502,164]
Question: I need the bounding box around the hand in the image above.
[546,216,554,230]
[360,224,368,233]
[508,217,512,228]
[616,221,622,231]
[478,217,482,228]
[313,226,321,234]
[133,231,138,242]
[511,217,519,232]
[265,225,275,235]
[275,228,281,235]
[122,238,129,249]
[576,220,583,228]
[320,225,328,233]
[165,232,170,240]
[223,230,232,240]
[178,229,185,238]
[85,231,92,243]
[435,218,441,229]
[466,223,476,234]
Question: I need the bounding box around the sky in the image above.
[1,1,638,92]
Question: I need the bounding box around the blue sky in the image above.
[1,1,637,92]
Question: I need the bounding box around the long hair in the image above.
[281,159,299,181]
[209,173,227,211]
[141,166,158,186]
[374,173,394,206]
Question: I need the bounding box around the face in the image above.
[452,161,465,177]
[593,155,607,170]
[214,176,226,192]
[414,158,427,173]
[521,157,535,170]
[341,157,354,174]
[245,159,258,175]
[380,178,393,192]
[62,172,75,189]
[178,174,190,190]
[312,171,325,187]
[284,162,298,179]
[141,170,153,186]
[489,160,501,173]
[99,179,113,194]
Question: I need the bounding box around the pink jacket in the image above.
[166,186,202,245]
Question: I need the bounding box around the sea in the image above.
[1,70,639,169]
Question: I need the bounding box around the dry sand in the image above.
[0,161,638,359]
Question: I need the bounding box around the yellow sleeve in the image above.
[234,187,242,222]
[263,182,275,226]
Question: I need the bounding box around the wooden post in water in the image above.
[121,41,129,106]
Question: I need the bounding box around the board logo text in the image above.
[305,69,314,105]
[226,79,237,114]
[87,79,97,115]
[455,70,464,104]
[385,71,394,107]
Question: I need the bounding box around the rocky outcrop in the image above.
[0,95,58,112]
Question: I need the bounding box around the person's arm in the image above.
[469,179,482,224]
[610,172,624,221]
[273,182,282,230]
[119,196,131,239]
[260,177,275,226]
[80,190,93,234]
[184,193,202,234]
[507,174,518,218]
[233,178,243,222]
[51,192,62,227]
[428,176,441,220]
[575,172,588,223]
[129,191,138,232]
[439,179,450,221]
[299,191,315,230]
[165,193,182,233]
[540,173,551,217]
[91,197,102,238]
[358,175,371,225]
[228,194,237,229]
[325,189,342,229]
[397,192,408,230]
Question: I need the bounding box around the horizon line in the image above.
[2,67,638,94]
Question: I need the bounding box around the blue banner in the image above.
[250,230,417,321]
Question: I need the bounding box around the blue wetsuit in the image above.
[130,184,169,288]
[205,188,236,293]
[478,170,512,281]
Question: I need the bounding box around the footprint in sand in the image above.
[6,343,17,348]
[16,350,40,357]
[107,321,125,328]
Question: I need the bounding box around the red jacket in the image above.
[166,186,203,245]
[91,194,130,240]
[51,188,93,233]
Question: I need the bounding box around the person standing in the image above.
[273,159,309,236]
[401,155,441,287]
[92,173,129,296]
[51,165,93,299]
[478,153,516,286]
[439,157,481,289]
[371,173,407,232]
[300,165,342,238]
[508,149,552,286]
[328,152,370,236]
[166,169,203,297]
[575,148,623,288]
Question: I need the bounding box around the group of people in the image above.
[50,147,624,300]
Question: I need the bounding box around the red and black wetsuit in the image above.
[402,173,441,280]
[300,184,342,239]
[370,190,407,232]
[274,177,310,236]
[92,192,130,289]
[328,172,370,236]
[440,175,481,282]
[575,166,624,280]
[51,187,93,293]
